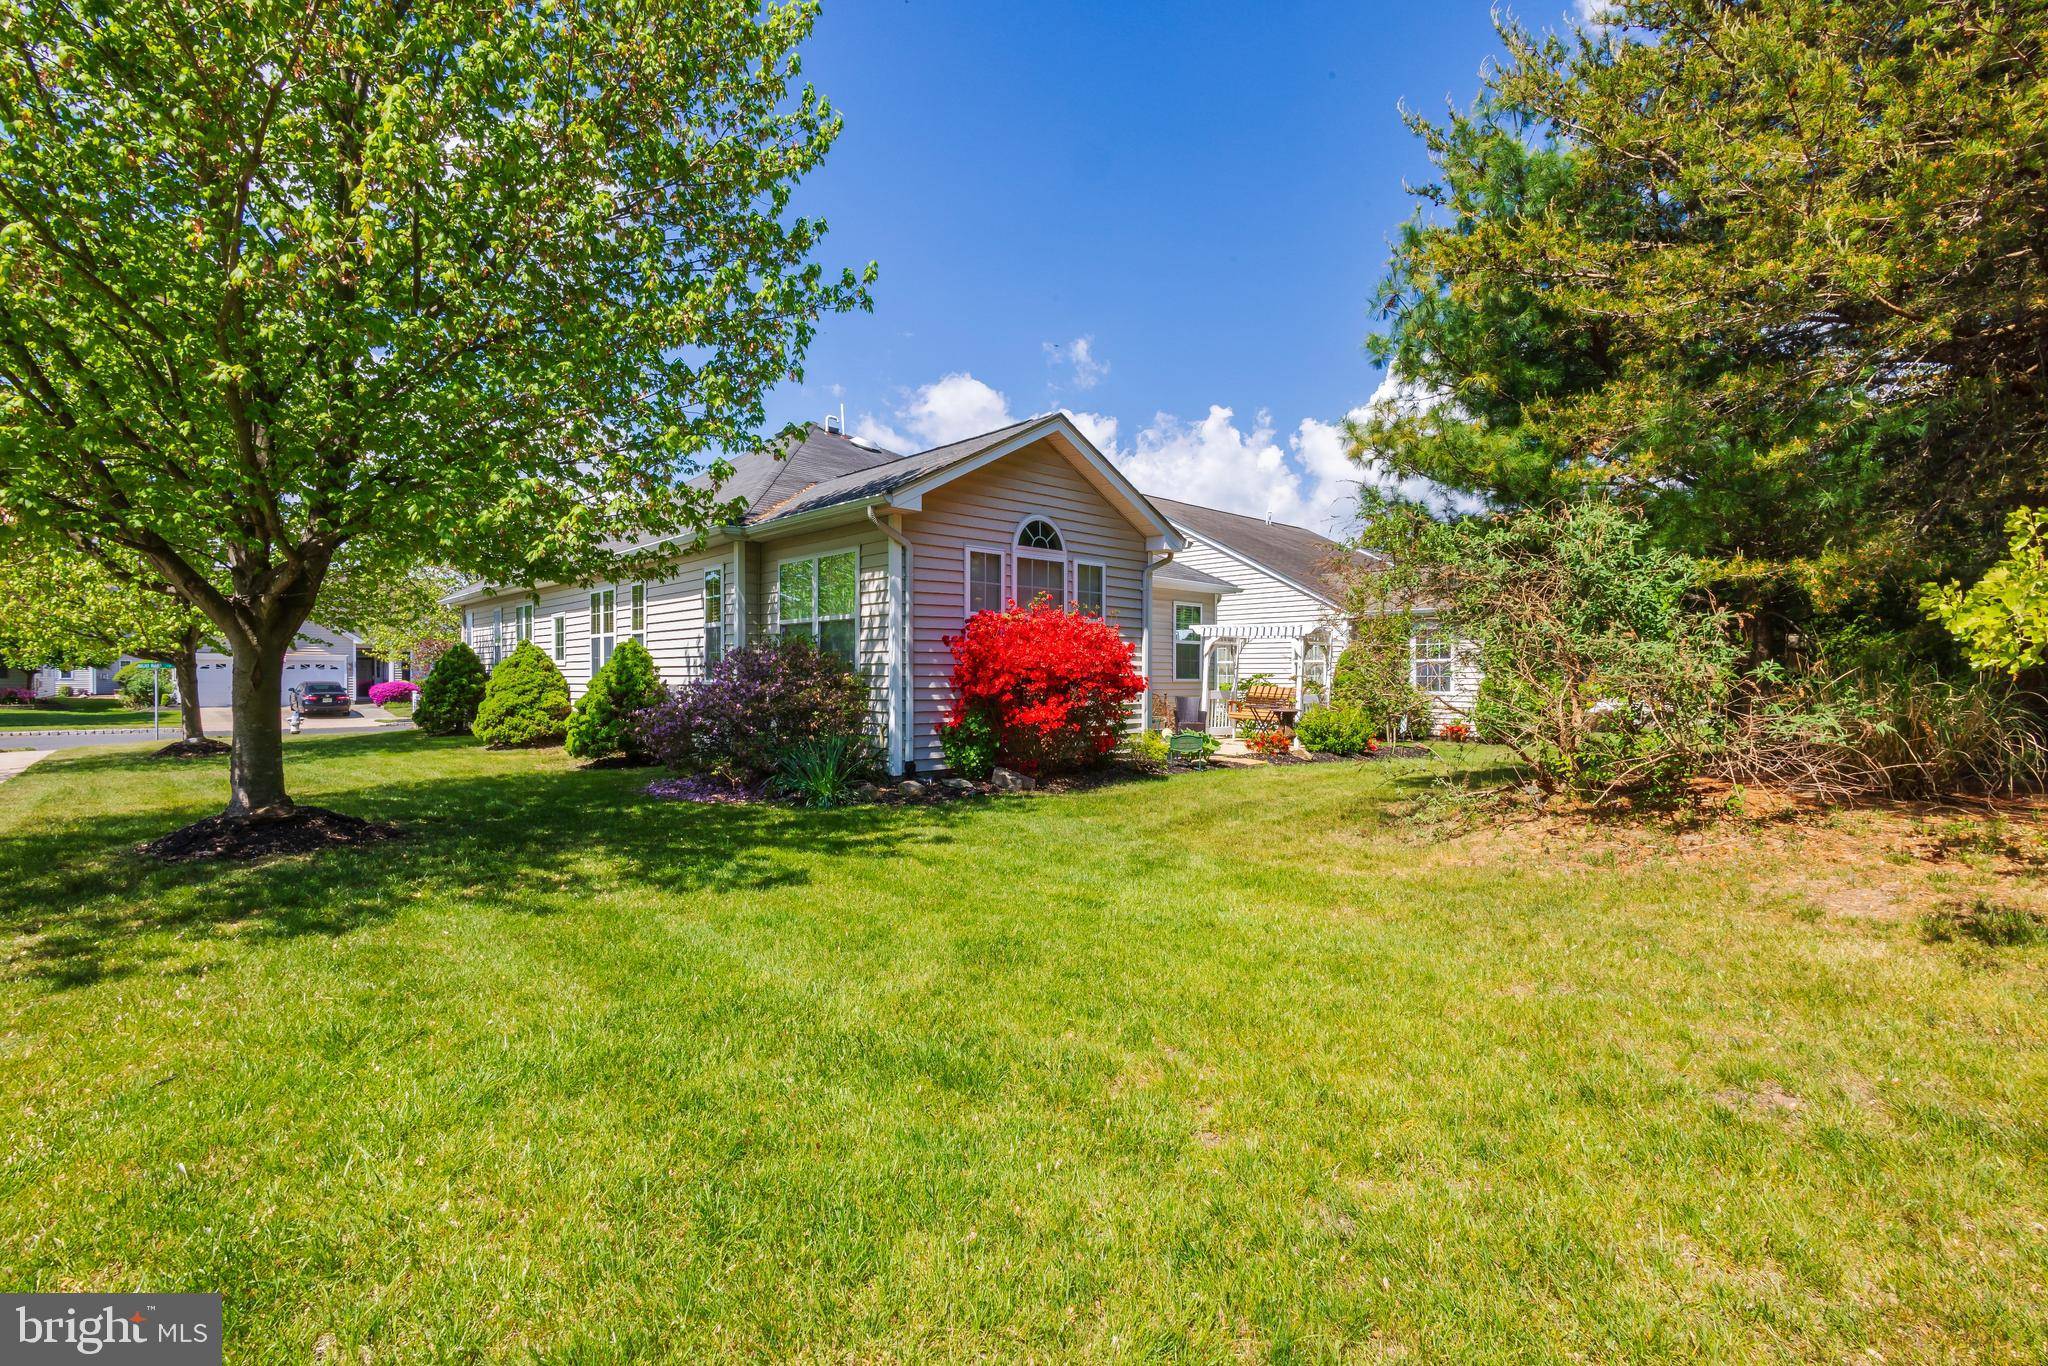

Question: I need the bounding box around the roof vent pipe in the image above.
[823,403,846,435]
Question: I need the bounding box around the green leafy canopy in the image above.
[0,0,872,810]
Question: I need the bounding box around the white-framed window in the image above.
[1303,637,1330,698]
[490,607,504,668]
[628,583,646,642]
[778,547,858,664]
[515,604,533,645]
[1209,640,1239,693]
[1173,602,1203,681]
[464,610,476,649]
[589,587,617,670]
[1412,626,1453,694]
[1075,561,1106,617]
[550,613,566,662]
[1014,517,1066,607]
[703,567,726,661]
[965,547,1005,619]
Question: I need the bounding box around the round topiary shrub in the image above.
[414,641,487,736]
[567,638,663,761]
[473,642,571,748]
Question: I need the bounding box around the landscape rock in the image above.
[898,780,927,798]
[940,776,977,796]
[851,781,880,801]
[990,767,1037,793]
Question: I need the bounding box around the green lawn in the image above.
[378,698,413,718]
[0,697,164,730]
[1,735,2042,1360]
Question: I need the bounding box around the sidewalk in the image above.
[1,707,409,752]
[0,750,51,784]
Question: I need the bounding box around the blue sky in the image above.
[760,0,1587,533]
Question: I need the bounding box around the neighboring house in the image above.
[447,413,1179,774]
[445,412,1484,772]
[32,662,119,696]
[1149,498,1482,733]
[185,621,362,708]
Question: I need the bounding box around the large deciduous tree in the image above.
[1356,0,2048,655]
[0,540,217,742]
[0,0,871,823]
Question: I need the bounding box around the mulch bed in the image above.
[153,738,231,759]
[140,806,403,863]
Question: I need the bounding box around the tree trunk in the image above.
[173,648,204,742]
[226,627,294,818]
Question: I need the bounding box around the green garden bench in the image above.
[1167,730,1212,768]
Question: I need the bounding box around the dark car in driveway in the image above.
[292,681,354,717]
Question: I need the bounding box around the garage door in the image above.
[191,652,352,707]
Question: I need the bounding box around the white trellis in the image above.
[1190,623,1335,735]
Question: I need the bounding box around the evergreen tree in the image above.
[567,639,663,761]
[473,643,571,748]
[414,643,487,737]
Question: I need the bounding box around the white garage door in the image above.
[191,652,352,707]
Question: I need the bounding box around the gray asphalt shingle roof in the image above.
[1145,496,1372,604]
[744,416,1043,524]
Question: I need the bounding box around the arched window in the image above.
[1017,518,1063,552]
[1014,517,1067,606]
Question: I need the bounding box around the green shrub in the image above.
[1296,704,1378,755]
[414,641,487,736]
[55,683,74,698]
[473,642,572,748]
[774,734,882,807]
[567,638,663,761]
[114,661,158,707]
[631,637,870,786]
[1120,728,1169,772]
[939,706,999,780]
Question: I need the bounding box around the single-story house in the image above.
[446,413,1484,772]
[1147,497,1482,733]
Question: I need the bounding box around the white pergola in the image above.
[1188,623,1335,730]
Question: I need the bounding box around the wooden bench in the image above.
[1227,683,1298,731]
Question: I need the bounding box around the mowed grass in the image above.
[1,735,2043,1361]
[0,697,163,730]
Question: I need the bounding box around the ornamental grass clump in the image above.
[414,642,487,736]
[472,642,571,748]
[568,638,663,761]
[940,602,1146,776]
[633,637,868,786]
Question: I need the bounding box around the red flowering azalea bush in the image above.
[941,602,1146,775]
[1437,720,1472,743]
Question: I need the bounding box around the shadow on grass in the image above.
[1,733,971,991]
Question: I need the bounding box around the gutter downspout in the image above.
[868,506,914,775]
[1142,550,1173,732]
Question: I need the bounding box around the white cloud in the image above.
[855,367,1473,530]
[852,372,1014,452]
[1043,336,1109,390]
